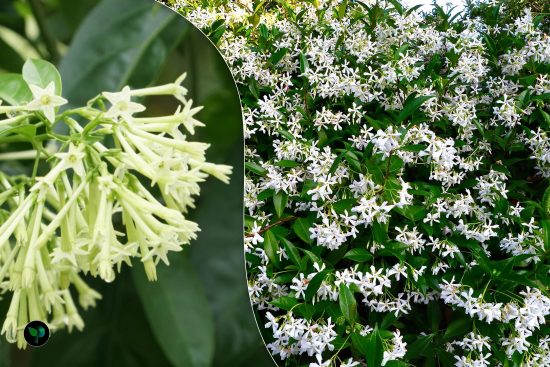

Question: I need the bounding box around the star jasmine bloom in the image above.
[103,86,146,121]
[26,82,67,122]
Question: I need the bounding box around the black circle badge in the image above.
[24,320,50,347]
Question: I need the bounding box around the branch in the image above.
[246,215,297,237]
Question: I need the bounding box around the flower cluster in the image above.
[0,60,231,348]
[170,0,549,366]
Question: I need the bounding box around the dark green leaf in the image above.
[338,283,357,323]
[269,48,288,65]
[305,270,329,302]
[273,191,288,218]
[396,95,434,123]
[405,334,433,359]
[280,237,302,266]
[245,161,268,176]
[264,230,281,268]
[59,0,187,106]
[248,78,259,99]
[134,254,214,367]
[344,248,373,262]
[364,328,384,367]
[293,217,314,244]
[270,296,299,311]
[443,318,471,340]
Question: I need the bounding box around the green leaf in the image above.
[364,328,384,367]
[400,144,426,152]
[263,230,280,268]
[293,217,314,244]
[344,248,373,262]
[273,191,288,218]
[396,95,434,123]
[427,301,441,332]
[542,185,550,218]
[26,270,173,367]
[27,327,38,337]
[443,318,471,340]
[280,237,302,266]
[0,38,24,72]
[269,48,288,65]
[59,0,187,107]
[380,313,398,329]
[300,248,323,265]
[0,74,32,105]
[295,303,316,319]
[133,254,215,367]
[338,283,357,323]
[274,159,300,168]
[372,221,388,244]
[299,53,309,74]
[405,334,433,359]
[208,19,226,44]
[542,220,550,251]
[337,0,348,18]
[248,78,260,99]
[245,161,267,176]
[270,296,299,311]
[305,270,329,302]
[22,59,62,95]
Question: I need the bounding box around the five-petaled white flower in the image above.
[103,86,145,121]
[26,82,67,122]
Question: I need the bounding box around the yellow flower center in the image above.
[41,95,51,105]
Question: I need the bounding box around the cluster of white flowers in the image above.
[265,311,337,362]
[172,0,549,365]
[0,62,231,348]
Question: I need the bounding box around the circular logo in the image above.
[24,320,50,347]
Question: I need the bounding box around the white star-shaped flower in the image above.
[103,86,145,121]
[26,82,67,122]
[54,143,86,178]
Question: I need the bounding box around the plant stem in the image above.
[29,0,60,63]
[0,150,48,160]
[247,215,297,237]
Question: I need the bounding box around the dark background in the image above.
[0,0,273,366]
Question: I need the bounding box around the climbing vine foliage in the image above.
[168,0,550,366]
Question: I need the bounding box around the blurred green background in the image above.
[0,0,273,366]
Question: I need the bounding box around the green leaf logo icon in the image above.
[27,326,40,344]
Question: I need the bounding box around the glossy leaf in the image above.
[59,0,187,106]
[22,59,62,95]
[293,217,314,244]
[338,283,357,323]
[133,254,215,367]
[273,191,288,218]
[396,95,434,123]
[0,73,32,105]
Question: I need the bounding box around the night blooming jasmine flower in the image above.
[0,60,231,347]
[26,82,67,122]
[103,86,146,121]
